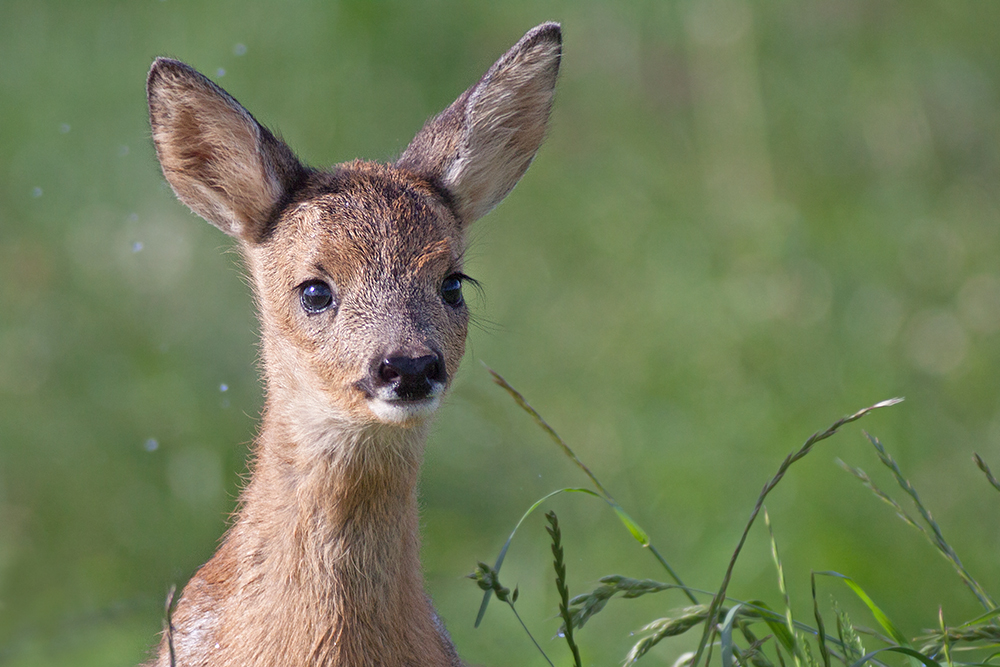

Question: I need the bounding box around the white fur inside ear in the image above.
[443,35,561,222]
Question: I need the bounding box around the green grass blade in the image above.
[485,364,696,602]
[723,604,745,667]
[475,487,600,627]
[747,600,798,654]
[815,572,908,646]
[847,646,941,667]
[610,502,650,545]
[765,508,799,665]
[474,486,666,627]
[957,607,1000,629]
[812,572,831,667]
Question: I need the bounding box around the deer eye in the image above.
[441,274,464,307]
[300,280,336,314]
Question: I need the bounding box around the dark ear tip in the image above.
[149,57,181,80]
[525,22,562,46]
[147,57,199,92]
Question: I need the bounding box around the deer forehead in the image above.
[262,165,466,290]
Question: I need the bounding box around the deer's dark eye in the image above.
[300,280,335,314]
[441,274,464,307]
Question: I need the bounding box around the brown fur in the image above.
[144,23,560,667]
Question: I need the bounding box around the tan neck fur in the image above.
[165,408,458,667]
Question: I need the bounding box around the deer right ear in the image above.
[397,23,561,227]
[147,58,305,241]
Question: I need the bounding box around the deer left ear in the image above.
[397,23,561,227]
[147,58,306,242]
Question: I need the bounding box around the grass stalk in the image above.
[865,433,996,611]
[689,398,902,667]
[973,454,1000,494]
[546,511,583,667]
[485,364,696,603]
[468,562,555,666]
[765,508,801,667]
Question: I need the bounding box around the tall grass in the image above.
[474,370,1000,667]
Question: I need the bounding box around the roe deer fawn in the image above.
[144,23,561,667]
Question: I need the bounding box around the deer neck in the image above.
[245,393,430,597]
[206,393,452,664]
[249,402,426,559]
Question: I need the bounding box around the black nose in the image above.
[377,351,446,400]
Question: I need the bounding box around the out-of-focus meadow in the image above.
[3,1,1000,665]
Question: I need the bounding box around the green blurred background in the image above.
[3,0,1000,665]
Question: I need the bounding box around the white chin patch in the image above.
[368,396,442,424]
